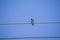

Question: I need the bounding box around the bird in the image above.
[31,18,34,26]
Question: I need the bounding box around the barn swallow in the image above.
[31,18,34,26]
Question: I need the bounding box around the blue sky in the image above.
[0,0,60,40]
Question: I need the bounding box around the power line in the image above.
[0,36,60,39]
[0,18,60,25]
[0,22,60,25]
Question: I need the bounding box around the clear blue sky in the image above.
[0,0,60,40]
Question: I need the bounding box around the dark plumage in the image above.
[31,18,34,26]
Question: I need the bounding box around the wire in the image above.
[0,22,30,25]
[0,36,60,39]
[0,22,60,25]
[35,22,60,24]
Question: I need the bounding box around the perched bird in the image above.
[31,18,34,26]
